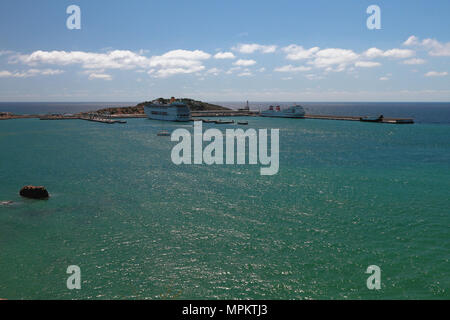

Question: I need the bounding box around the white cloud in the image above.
[0,50,14,57]
[281,45,413,72]
[7,38,446,82]
[237,71,252,77]
[424,71,448,77]
[379,77,389,81]
[0,71,13,77]
[206,67,221,75]
[283,45,403,71]
[153,65,205,78]
[274,64,311,72]
[16,50,151,70]
[155,49,210,61]
[148,50,210,77]
[383,49,415,58]
[38,69,64,75]
[363,47,415,59]
[0,68,64,78]
[355,61,381,68]
[421,38,450,56]
[305,74,324,80]
[403,35,450,56]
[233,43,277,54]
[88,73,112,80]
[14,49,212,78]
[233,59,256,66]
[282,45,320,60]
[403,35,419,46]
[213,52,235,59]
[402,58,426,65]
[309,48,359,70]
[135,49,211,78]
[225,67,241,74]
[363,48,384,59]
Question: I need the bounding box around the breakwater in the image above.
[2,111,414,124]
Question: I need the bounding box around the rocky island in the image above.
[93,98,230,116]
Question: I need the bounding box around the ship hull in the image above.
[260,105,305,118]
[144,104,191,122]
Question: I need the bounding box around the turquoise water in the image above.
[0,117,449,299]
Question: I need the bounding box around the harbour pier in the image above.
[39,113,127,124]
[303,114,414,124]
[191,110,259,117]
[4,110,414,124]
[78,113,127,124]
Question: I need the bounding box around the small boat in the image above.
[199,119,216,123]
[157,130,171,136]
[360,115,384,122]
[237,121,248,125]
[214,119,234,124]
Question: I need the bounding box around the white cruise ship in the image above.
[144,98,191,122]
[260,105,305,118]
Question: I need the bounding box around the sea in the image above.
[0,102,449,299]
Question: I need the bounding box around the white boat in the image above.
[144,98,191,122]
[157,130,171,136]
[260,105,305,118]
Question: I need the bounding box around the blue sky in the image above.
[0,0,449,101]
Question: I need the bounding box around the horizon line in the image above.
[1,100,450,104]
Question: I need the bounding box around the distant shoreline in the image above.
[2,102,450,124]
[0,98,232,119]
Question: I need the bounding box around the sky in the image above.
[0,0,449,102]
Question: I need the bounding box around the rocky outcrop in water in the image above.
[19,186,49,199]
[92,98,230,115]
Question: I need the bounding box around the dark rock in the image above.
[19,186,49,199]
